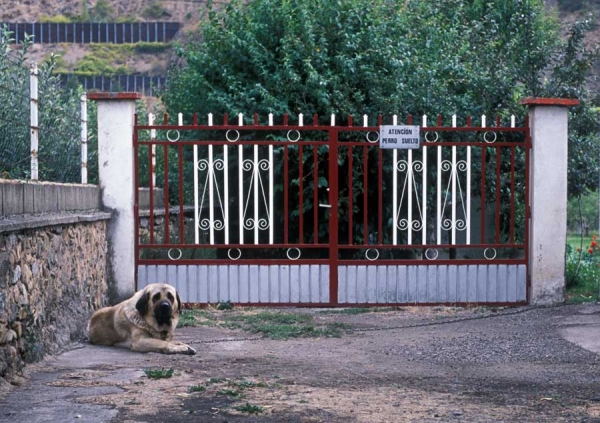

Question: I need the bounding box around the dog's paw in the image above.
[171,343,196,355]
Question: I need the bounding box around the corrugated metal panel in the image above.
[337,264,526,304]
[137,264,526,304]
[138,264,330,303]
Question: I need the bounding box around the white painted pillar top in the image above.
[520,97,579,305]
[88,92,142,302]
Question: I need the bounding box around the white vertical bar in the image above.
[299,113,304,127]
[422,118,427,245]
[239,115,244,245]
[80,93,87,184]
[466,142,471,245]
[149,112,156,187]
[407,148,413,245]
[392,114,398,245]
[481,114,486,128]
[220,114,228,244]
[331,114,335,126]
[268,114,274,244]
[30,62,38,181]
[193,142,199,244]
[363,114,368,127]
[510,115,516,128]
[451,144,457,244]
[208,118,215,244]
[254,143,259,244]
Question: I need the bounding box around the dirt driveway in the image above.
[1,304,600,423]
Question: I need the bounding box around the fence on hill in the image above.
[59,74,166,98]
[0,22,180,44]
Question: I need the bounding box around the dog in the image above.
[88,283,196,355]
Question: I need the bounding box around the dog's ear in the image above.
[176,291,182,313]
[135,290,150,316]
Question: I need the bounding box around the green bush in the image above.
[134,42,172,54]
[39,14,72,23]
[0,27,96,183]
[565,243,599,302]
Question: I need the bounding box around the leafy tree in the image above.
[0,27,93,183]
[161,0,599,255]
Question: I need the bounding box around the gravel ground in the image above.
[1,303,600,422]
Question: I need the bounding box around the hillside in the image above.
[1,0,599,98]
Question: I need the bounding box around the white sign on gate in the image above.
[379,125,420,149]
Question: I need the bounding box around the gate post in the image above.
[521,98,579,305]
[88,92,142,303]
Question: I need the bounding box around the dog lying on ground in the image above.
[88,283,196,355]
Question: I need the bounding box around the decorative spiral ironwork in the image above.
[441,218,467,231]
[197,158,225,172]
[412,160,424,172]
[243,218,270,230]
[199,218,225,231]
[396,160,409,172]
[397,218,423,231]
[242,158,271,172]
[396,160,424,173]
[456,159,468,172]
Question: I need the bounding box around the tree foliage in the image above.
[0,27,94,182]
[163,0,599,202]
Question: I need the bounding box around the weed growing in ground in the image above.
[217,388,242,397]
[188,384,206,393]
[144,368,174,379]
[234,403,264,414]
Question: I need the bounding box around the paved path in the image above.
[1,303,600,422]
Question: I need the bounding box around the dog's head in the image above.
[135,283,182,328]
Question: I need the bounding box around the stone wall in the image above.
[0,181,110,390]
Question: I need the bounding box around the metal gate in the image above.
[134,113,529,306]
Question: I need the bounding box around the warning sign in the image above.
[379,125,420,149]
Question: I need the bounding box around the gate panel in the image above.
[135,112,529,306]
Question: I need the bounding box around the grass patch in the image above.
[188,384,206,393]
[234,403,264,414]
[217,389,242,397]
[177,310,218,328]
[144,368,174,379]
[178,309,352,339]
[207,377,226,384]
[318,307,399,315]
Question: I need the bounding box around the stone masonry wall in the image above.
[0,221,108,389]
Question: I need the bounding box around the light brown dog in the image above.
[88,283,196,355]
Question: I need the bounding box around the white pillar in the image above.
[89,92,141,302]
[521,97,579,305]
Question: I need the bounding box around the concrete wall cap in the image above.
[87,92,142,101]
[520,97,579,107]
